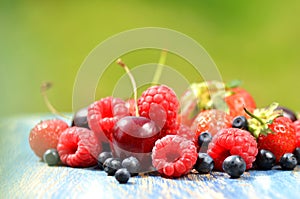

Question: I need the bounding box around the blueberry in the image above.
[198,132,212,152]
[71,107,90,129]
[222,155,246,178]
[194,153,214,174]
[294,147,300,165]
[104,158,122,176]
[115,168,131,184]
[98,152,113,170]
[279,153,297,170]
[232,116,248,130]
[121,156,141,176]
[43,148,60,166]
[255,149,276,170]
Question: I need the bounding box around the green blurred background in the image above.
[1,0,300,118]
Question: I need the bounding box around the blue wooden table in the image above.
[1,114,300,199]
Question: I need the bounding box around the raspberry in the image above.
[29,119,69,158]
[207,128,258,171]
[191,109,233,138]
[87,97,130,142]
[293,120,300,147]
[57,127,101,168]
[138,85,179,133]
[152,135,198,178]
[175,124,195,141]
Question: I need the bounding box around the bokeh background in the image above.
[1,0,300,118]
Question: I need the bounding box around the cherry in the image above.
[112,116,160,170]
[111,59,163,170]
[112,116,160,154]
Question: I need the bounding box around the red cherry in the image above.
[112,116,161,170]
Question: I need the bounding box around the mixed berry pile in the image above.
[29,78,300,184]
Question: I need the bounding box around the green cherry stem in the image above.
[40,82,71,120]
[116,58,139,117]
[152,49,167,85]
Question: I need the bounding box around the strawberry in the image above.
[293,120,300,147]
[191,109,233,138]
[246,103,296,162]
[225,87,256,118]
[180,81,225,126]
[179,80,256,126]
[29,119,69,159]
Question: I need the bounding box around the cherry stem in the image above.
[116,59,139,117]
[40,82,71,120]
[243,107,264,125]
[152,49,167,85]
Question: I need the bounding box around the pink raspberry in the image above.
[152,135,198,178]
[138,85,179,134]
[29,119,69,159]
[87,97,130,142]
[207,128,258,171]
[57,127,101,168]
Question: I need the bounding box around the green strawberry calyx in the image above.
[244,102,283,138]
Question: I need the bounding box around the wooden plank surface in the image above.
[1,115,300,199]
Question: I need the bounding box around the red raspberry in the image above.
[207,128,258,171]
[166,123,195,142]
[29,119,69,158]
[138,85,179,133]
[294,120,300,147]
[87,97,130,142]
[57,127,101,167]
[152,135,198,178]
[191,109,233,138]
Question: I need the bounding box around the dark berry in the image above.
[121,156,141,175]
[222,155,246,178]
[104,158,122,176]
[275,106,297,122]
[294,147,300,165]
[98,152,113,170]
[71,107,90,129]
[43,148,60,166]
[194,153,214,174]
[115,168,131,184]
[279,153,297,170]
[255,149,276,170]
[232,116,248,130]
[198,132,212,152]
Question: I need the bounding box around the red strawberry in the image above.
[138,85,179,135]
[180,81,225,126]
[207,128,258,171]
[29,119,69,159]
[57,127,101,167]
[247,103,296,162]
[225,87,256,118]
[87,97,130,142]
[191,109,233,138]
[294,120,300,147]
